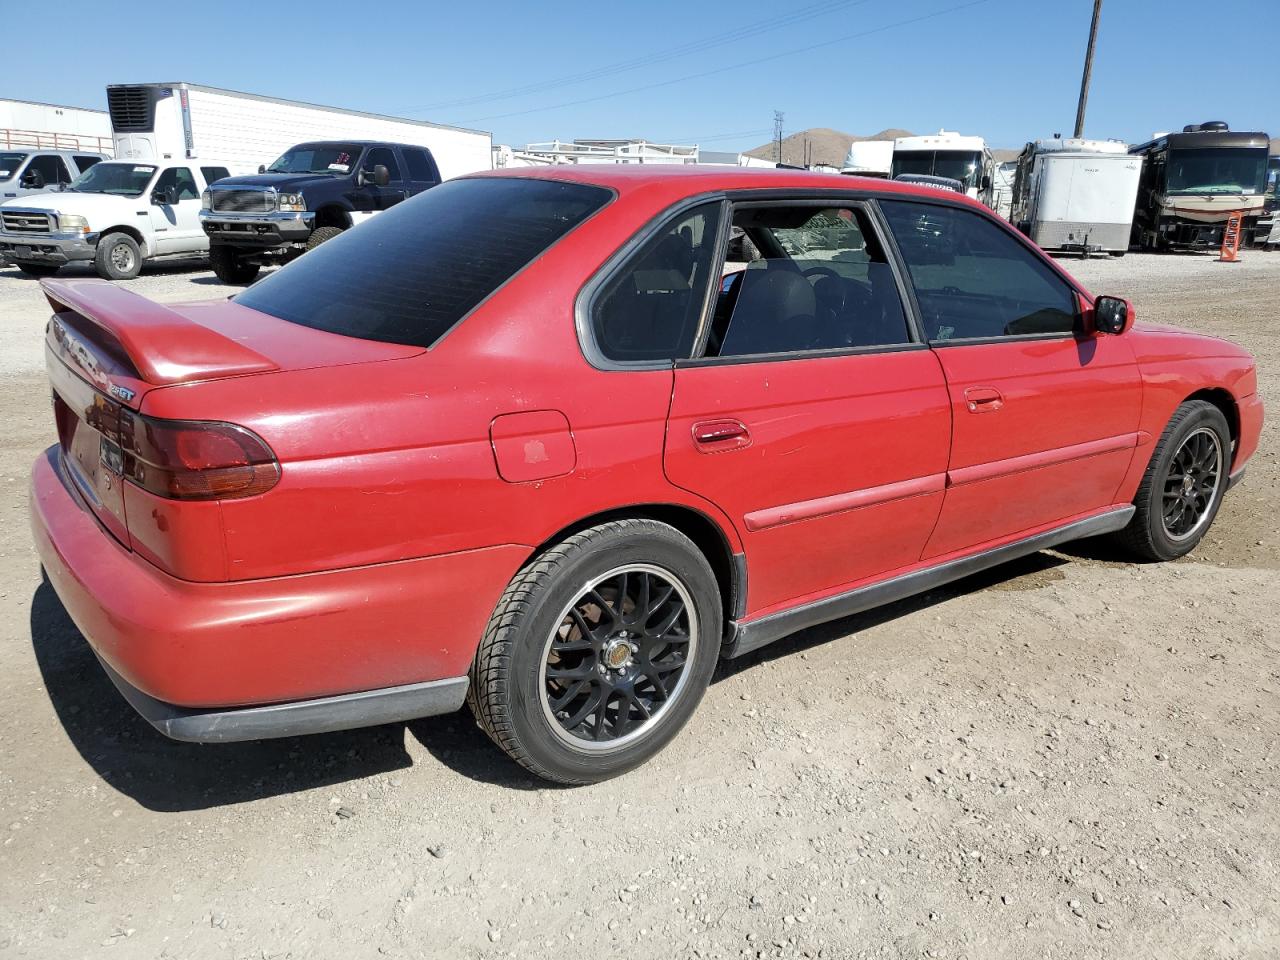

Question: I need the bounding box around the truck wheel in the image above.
[93,233,142,281]
[14,262,61,278]
[1112,400,1231,562]
[469,519,722,784]
[305,226,344,251]
[208,245,260,285]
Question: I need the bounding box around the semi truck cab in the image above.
[199,140,441,283]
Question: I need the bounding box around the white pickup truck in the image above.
[0,158,230,280]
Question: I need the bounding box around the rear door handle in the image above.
[963,387,1004,413]
[692,419,751,451]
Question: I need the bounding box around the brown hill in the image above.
[745,127,912,167]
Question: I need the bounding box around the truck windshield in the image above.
[267,143,364,175]
[1167,147,1268,195]
[0,152,28,181]
[892,150,982,190]
[236,177,612,348]
[68,162,157,197]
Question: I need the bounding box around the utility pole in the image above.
[774,111,784,164]
[1074,0,1102,138]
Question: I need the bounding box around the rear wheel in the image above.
[1114,400,1230,561]
[13,262,60,278]
[305,225,344,251]
[468,519,722,784]
[93,232,141,281]
[208,245,260,285]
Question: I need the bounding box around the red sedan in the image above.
[30,166,1263,783]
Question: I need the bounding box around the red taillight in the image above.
[120,412,280,501]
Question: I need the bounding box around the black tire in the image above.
[1113,400,1231,561]
[305,225,344,251]
[1109,250,1127,258]
[93,232,142,281]
[13,262,60,278]
[468,519,722,784]
[208,245,260,285]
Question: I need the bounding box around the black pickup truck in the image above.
[199,140,441,283]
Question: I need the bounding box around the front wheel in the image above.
[93,232,141,281]
[13,262,60,278]
[208,245,260,285]
[1113,400,1231,561]
[305,225,344,251]
[469,519,722,784]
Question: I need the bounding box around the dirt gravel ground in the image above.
[1,252,1278,959]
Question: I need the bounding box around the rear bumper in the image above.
[31,447,525,736]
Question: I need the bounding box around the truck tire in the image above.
[208,245,260,285]
[305,226,344,251]
[13,262,61,278]
[93,233,142,281]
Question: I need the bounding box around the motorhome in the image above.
[840,140,893,177]
[1129,121,1271,249]
[890,131,993,204]
[1010,138,1141,256]
[106,83,491,180]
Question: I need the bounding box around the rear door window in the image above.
[73,155,103,174]
[403,149,438,185]
[590,203,721,363]
[236,178,611,347]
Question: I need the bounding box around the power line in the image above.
[453,0,997,126]
[404,0,874,113]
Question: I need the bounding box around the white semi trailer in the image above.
[1,98,112,154]
[1010,138,1142,256]
[106,83,491,180]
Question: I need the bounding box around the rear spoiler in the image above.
[41,279,278,386]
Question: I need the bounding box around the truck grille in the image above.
[107,86,154,131]
[1,211,53,234]
[210,189,275,214]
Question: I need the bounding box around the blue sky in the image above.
[8,0,1276,151]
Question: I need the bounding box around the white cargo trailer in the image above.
[1,98,112,154]
[1011,138,1141,255]
[106,83,491,179]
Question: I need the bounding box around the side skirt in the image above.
[722,506,1135,659]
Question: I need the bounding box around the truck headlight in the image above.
[277,193,306,212]
[57,214,90,234]
[201,189,212,211]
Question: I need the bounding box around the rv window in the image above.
[880,200,1077,341]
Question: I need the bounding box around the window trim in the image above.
[691,197,922,364]
[873,195,1087,346]
[575,191,729,372]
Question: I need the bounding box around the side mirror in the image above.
[370,164,391,187]
[21,169,46,190]
[151,185,179,205]
[258,164,267,174]
[980,175,992,192]
[1091,295,1133,335]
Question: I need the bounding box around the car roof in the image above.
[468,163,990,208]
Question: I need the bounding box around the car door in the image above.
[401,147,441,198]
[878,198,1142,560]
[148,166,205,253]
[637,198,951,617]
[360,146,409,212]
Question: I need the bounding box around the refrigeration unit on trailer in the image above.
[106,83,491,180]
[890,130,994,204]
[840,140,893,177]
[1010,138,1141,256]
[1129,121,1271,249]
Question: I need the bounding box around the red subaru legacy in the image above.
[30,167,1263,783]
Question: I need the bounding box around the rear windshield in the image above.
[236,178,611,348]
